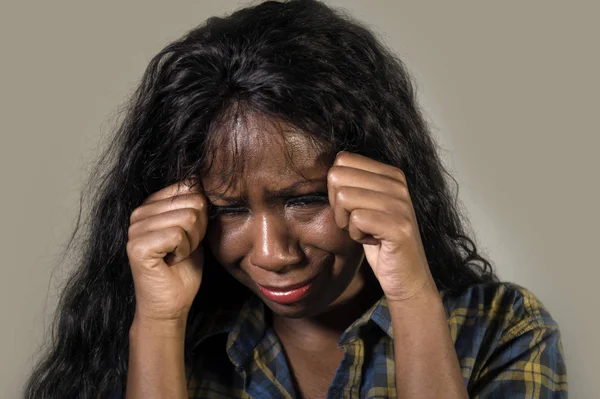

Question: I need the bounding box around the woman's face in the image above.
[202,114,366,318]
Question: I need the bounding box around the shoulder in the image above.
[443,281,558,341]
[443,282,568,396]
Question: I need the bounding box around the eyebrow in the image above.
[208,178,327,203]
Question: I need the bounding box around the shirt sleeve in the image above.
[468,285,568,398]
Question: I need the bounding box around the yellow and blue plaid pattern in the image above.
[106,282,567,397]
[182,282,567,398]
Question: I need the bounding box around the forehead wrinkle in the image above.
[282,132,334,181]
[202,111,333,198]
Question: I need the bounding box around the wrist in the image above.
[384,277,439,304]
[130,314,188,340]
[386,284,445,318]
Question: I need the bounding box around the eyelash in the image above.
[208,193,328,218]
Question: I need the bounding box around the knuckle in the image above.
[394,218,414,238]
[191,194,207,211]
[334,151,349,165]
[393,167,406,181]
[126,239,145,260]
[125,240,134,255]
[398,184,409,198]
[327,166,341,185]
[182,208,199,225]
[390,184,404,199]
[335,186,349,203]
[127,223,137,238]
[181,214,201,239]
[170,226,186,243]
[129,207,141,223]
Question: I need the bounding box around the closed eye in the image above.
[286,192,329,207]
[208,192,329,219]
[208,204,248,219]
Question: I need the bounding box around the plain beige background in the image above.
[1,0,598,397]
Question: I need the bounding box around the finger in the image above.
[142,179,201,205]
[346,214,380,245]
[332,195,350,231]
[334,152,406,183]
[169,245,204,284]
[126,226,192,270]
[131,192,207,225]
[327,164,407,203]
[348,208,409,243]
[331,186,389,230]
[334,186,406,226]
[128,207,206,251]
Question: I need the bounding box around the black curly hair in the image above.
[25,1,496,397]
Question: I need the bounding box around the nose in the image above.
[249,212,303,273]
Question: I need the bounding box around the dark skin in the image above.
[125,113,467,398]
[272,268,383,397]
[202,117,379,397]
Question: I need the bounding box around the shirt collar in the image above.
[338,294,393,345]
[196,293,395,368]
[225,294,267,369]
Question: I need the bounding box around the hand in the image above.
[327,152,436,302]
[126,179,207,322]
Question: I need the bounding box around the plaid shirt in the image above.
[180,282,567,398]
[107,282,567,398]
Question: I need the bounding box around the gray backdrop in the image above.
[1,0,598,397]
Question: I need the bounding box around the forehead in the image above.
[202,112,332,192]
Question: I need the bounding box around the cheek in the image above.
[205,207,362,271]
[297,208,363,261]
[205,220,250,273]
[314,210,365,281]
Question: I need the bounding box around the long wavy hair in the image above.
[25,0,496,397]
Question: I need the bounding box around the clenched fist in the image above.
[126,179,207,322]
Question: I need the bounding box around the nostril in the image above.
[250,216,303,271]
[249,254,303,273]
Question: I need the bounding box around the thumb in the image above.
[171,245,205,288]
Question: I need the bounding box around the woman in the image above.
[26,0,567,398]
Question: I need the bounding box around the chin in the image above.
[260,295,328,319]
[250,268,343,318]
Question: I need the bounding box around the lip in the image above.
[257,275,318,292]
[255,275,319,304]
